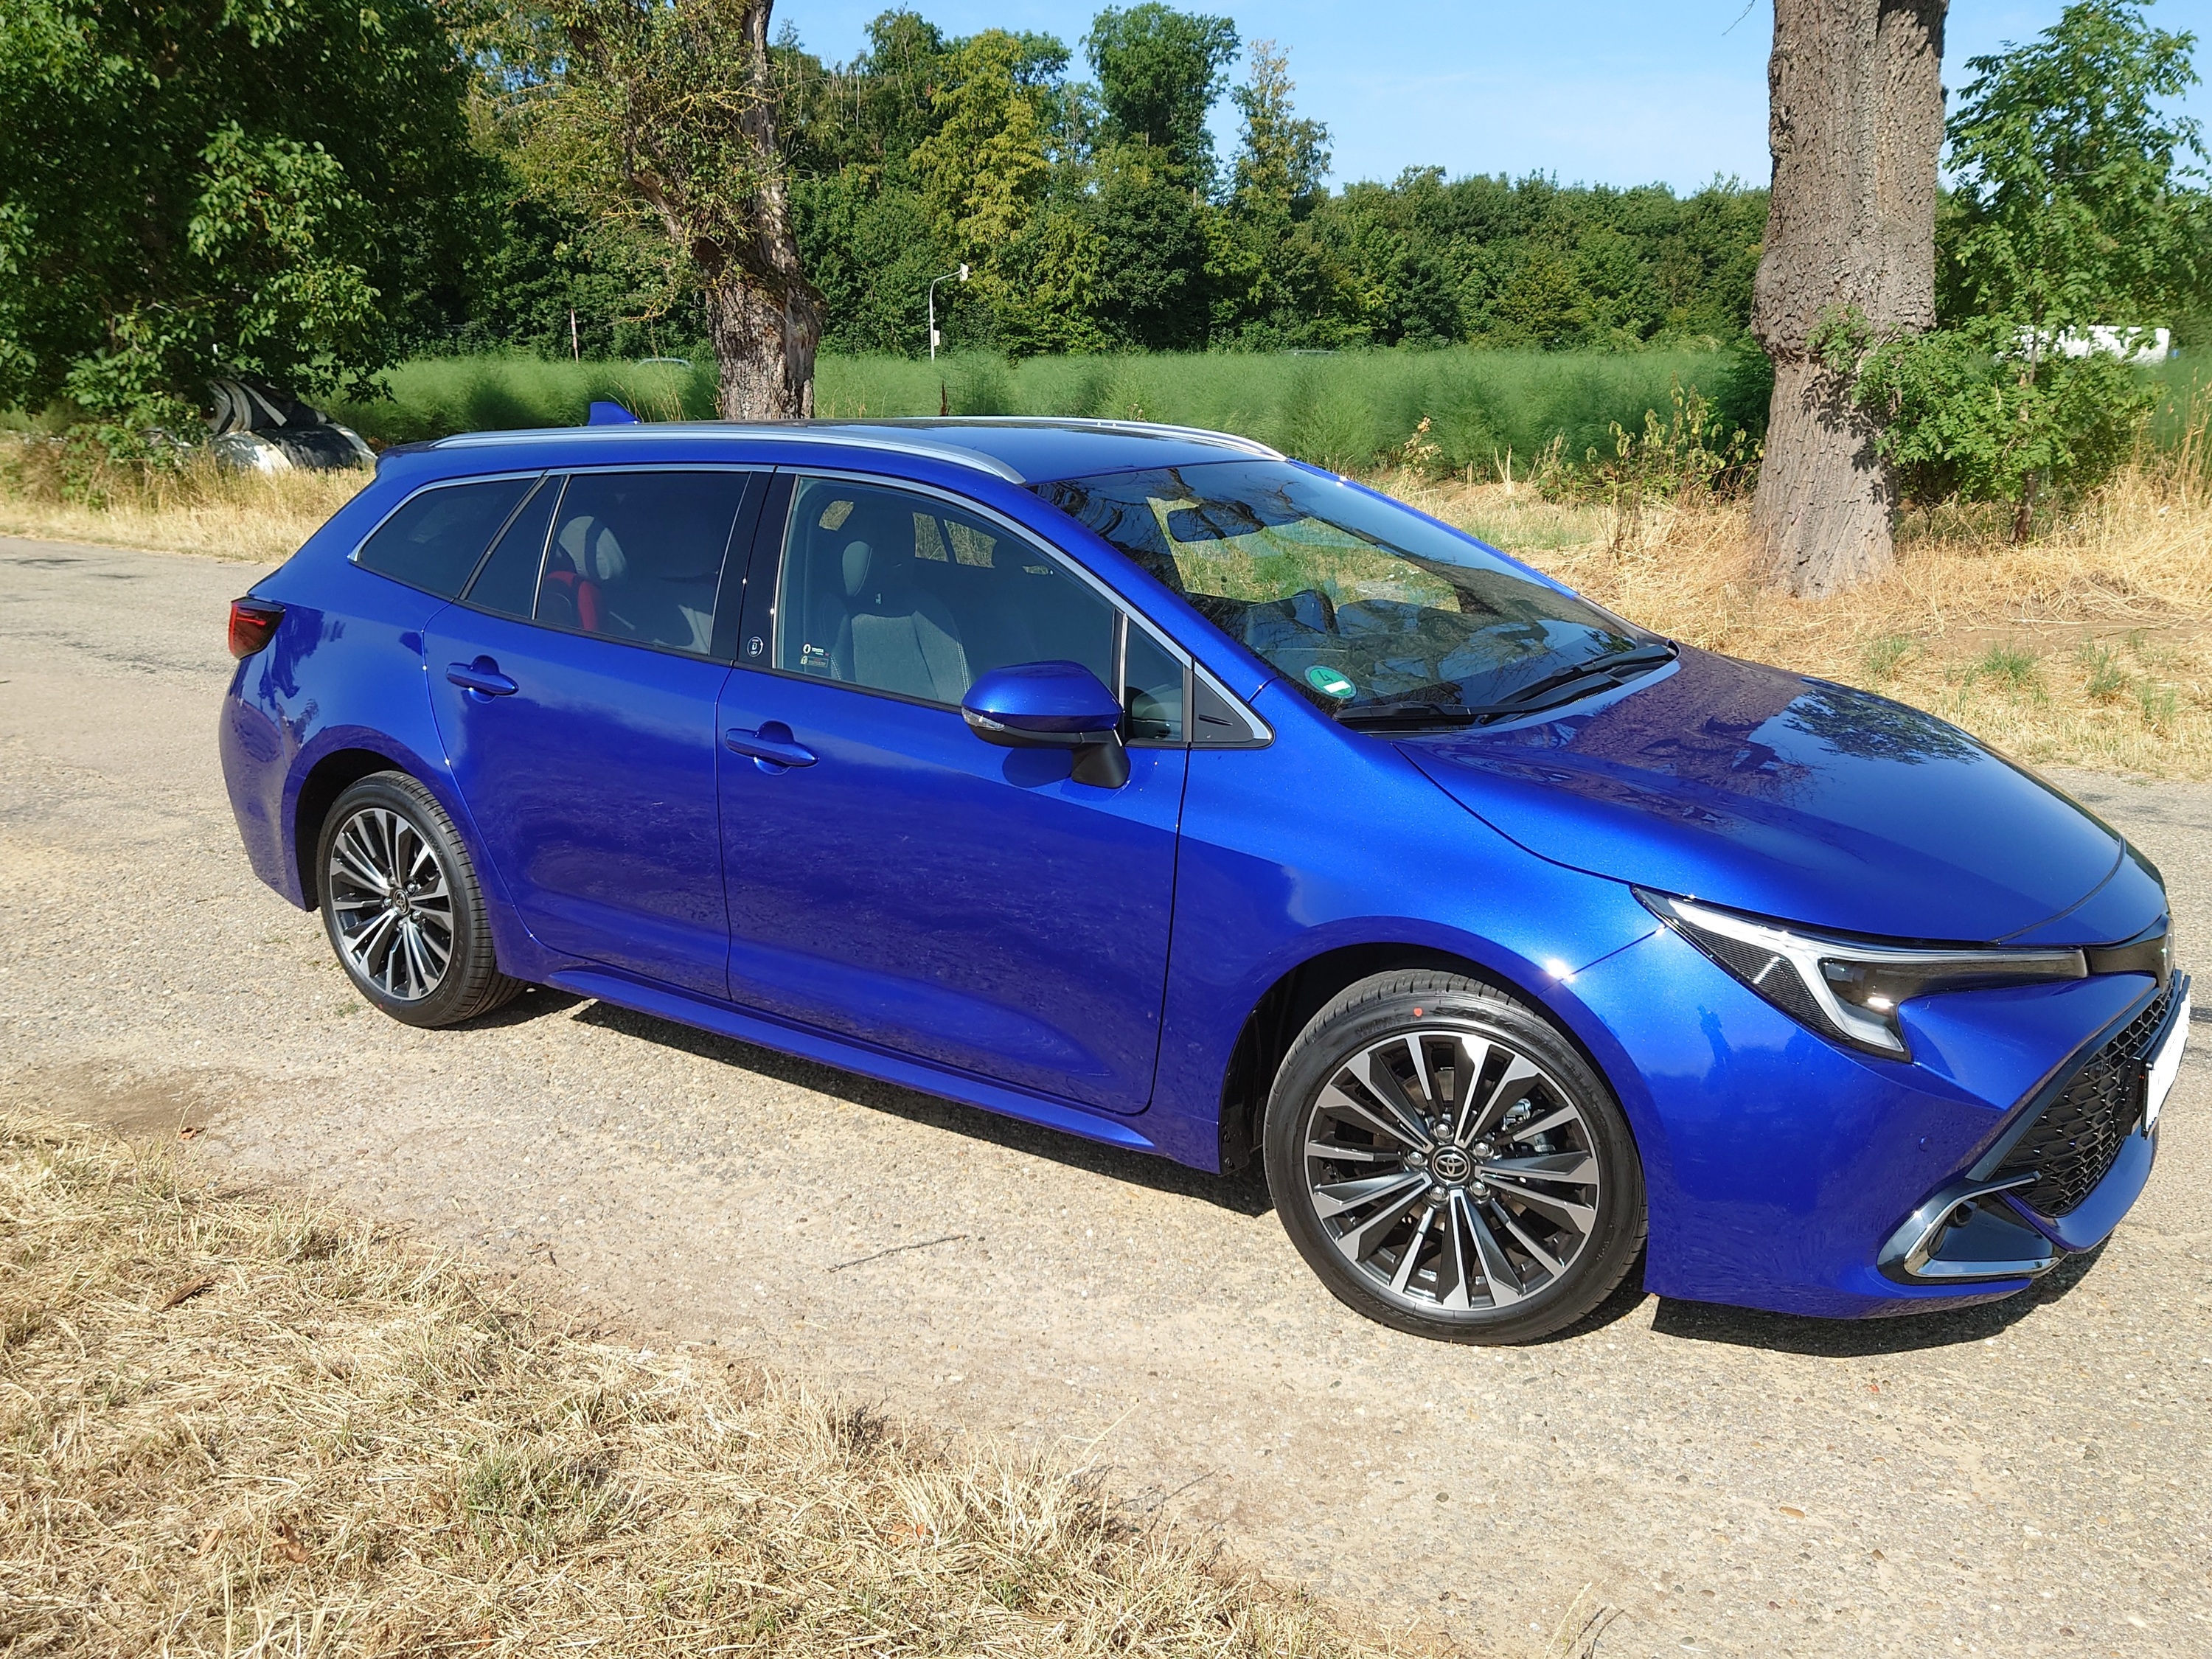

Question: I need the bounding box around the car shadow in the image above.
[546,994,1278,1218]
[1644,1240,2109,1356]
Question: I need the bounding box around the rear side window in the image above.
[535,471,748,655]
[355,476,534,597]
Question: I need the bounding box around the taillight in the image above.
[228,597,285,659]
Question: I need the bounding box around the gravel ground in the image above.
[4,533,2208,1659]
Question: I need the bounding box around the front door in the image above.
[427,467,758,998]
[717,474,1189,1114]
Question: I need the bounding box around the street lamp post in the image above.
[928,264,970,361]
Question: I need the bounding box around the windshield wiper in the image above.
[1464,641,1678,719]
[1333,699,1480,730]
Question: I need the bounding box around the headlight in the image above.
[1637,891,2087,1057]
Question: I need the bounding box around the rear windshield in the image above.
[1033,460,1659,718]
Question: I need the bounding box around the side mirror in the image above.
[961,660,1130,788]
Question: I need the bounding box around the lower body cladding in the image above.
[1568,925,2188,1318]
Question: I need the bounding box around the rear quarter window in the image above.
[355,476,535,598]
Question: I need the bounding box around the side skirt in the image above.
[547,967,1166,1158]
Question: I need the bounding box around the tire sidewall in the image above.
[1264,978,1646,1343]
[316,773,498,1029]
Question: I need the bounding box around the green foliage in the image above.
[1939,0,2208,334]
[1084,4,1238,188]
[322,355,717,441]
[1837,316,2154,518]
[768,10,1767,360]
[1967,641,2045,697]
[1816,5,2206,532]
[329,344,1764,481]
[0,0,482,428]
[1536,380,1756,546]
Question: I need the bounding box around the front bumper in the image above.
[1567,927,2181,1318]
[1877,973,2188,1287]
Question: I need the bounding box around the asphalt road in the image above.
[4,533,2208,1659]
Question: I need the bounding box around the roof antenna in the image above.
[588,401,639,426]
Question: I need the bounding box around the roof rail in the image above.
[425,417,1279,484]
[429,422,1029,483]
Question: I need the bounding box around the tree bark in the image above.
[712,0,820,420]
[1750,0,1947,597]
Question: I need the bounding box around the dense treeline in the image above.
[462,6,1768,363]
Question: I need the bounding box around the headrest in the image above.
[557,516,626,583]
[841,538,874,597]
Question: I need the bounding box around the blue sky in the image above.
[778,1,2212,192]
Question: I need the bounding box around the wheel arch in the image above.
[1212,941,1632,1173]
[291,744,434,910]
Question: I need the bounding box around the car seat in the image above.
[540,514,626,634]
[828,504,970,701]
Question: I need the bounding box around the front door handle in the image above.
[724,721,817,771]
[447,657,518,698]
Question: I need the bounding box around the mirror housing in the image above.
[961,661,1129,787]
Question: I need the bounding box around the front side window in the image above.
[355,476,534,597]
[775,478,1116,706]
[527,470,748,654]
[1034,461,1668,725]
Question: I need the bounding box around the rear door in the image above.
[426,467,762,998]
[715,473,1192,1113]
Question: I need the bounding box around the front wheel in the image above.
[316,772,522,1028]
[1264,970,1646,1344]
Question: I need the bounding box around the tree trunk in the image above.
[1750,0,1947,597]
[710,0,821,421]
[707,273,820,421]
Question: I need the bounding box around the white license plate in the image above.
[2146,986,2191,1130]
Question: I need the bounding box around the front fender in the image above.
[1147,682,1663,1169]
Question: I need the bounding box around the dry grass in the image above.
[0,437,367,564]
[1402,465,2212,779]
[0,1116,1421,1659]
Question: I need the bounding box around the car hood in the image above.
[1399,647,2157,945]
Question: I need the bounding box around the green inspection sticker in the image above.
[1306,665,1356,700]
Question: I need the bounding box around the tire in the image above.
[316,772,524,1029]
[1263,970,1645,1344]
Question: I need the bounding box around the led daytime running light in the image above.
[1639,891,2088,1056]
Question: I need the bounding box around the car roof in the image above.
[424,417,1281,485]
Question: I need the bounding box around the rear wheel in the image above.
[1263,970,1645,1343]
[316,772,522,1028]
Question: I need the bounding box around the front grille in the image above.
[1993,990,2171,1217]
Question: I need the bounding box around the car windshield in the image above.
[1033,459,1669,723]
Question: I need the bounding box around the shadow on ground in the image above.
[562,995,1278,1217]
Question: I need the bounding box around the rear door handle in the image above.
[447,658,518,698]
[724,722,817,770]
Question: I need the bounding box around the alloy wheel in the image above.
[327,805,455,1002]
[1298,1026,1601,1314]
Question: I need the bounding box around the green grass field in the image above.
[324,346,1775,473]
[289,343,2212,473]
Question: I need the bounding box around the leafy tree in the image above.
[1939,0,2208,336]
[1229,39,1329,217]
[0,0,481,435]
[497,0,821,418]
[911,30,1055,267]
[1833,3,2203,538]
[1084,4,1238,189]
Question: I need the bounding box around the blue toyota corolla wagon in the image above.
[220,417,2191,1342]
